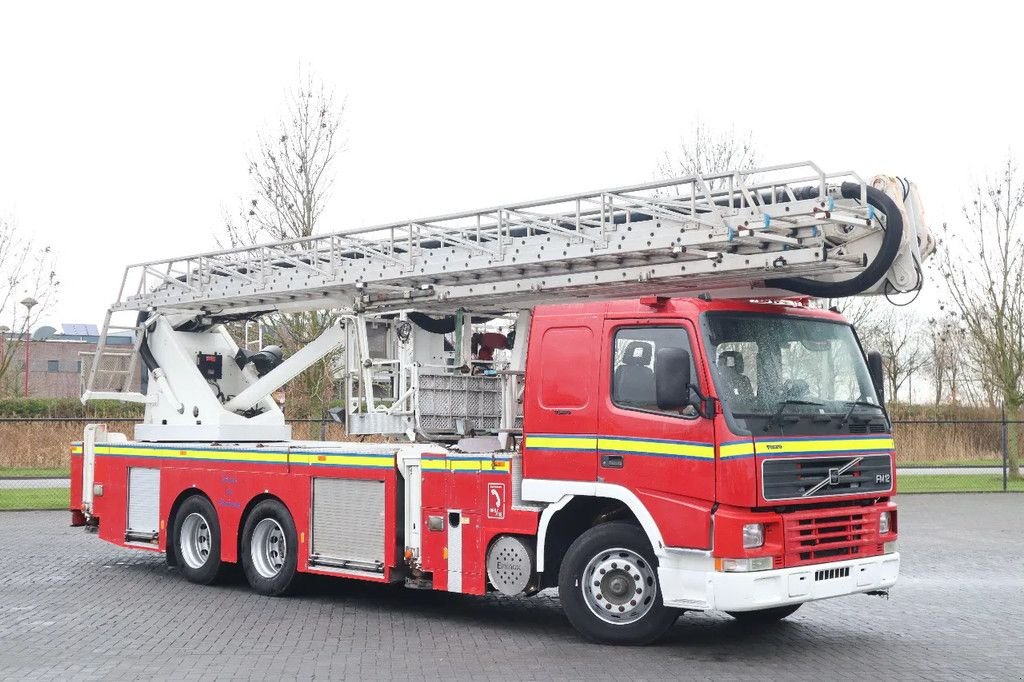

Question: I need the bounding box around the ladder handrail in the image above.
[121,161,845,269]
[105,161,890,319]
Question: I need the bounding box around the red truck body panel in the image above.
[69,296,897,598]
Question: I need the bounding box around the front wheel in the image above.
[241,499,299,596]
[558,522,679,645]
[727,603,802,624]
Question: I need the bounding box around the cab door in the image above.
[596,319,716,549]
[521,311,602,482]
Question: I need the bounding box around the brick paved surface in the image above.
[1,494,1022,681]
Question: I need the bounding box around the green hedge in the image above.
[0,398,144,418]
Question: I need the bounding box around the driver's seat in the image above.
[614,341,655,406]
[717,350,754,398]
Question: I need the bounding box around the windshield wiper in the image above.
[839,400,883,427]
[770,399,824,431]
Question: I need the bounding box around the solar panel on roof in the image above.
[61,323,99,336]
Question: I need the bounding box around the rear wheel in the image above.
[241,499,299,596]
[558,522,679,645]
[727,603,802,624]
[172,496,222,585]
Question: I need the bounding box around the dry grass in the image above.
[0,419,396,469]
[0,420,136,469]
[892,421,1004,465]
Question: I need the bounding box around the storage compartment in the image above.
[311,478,386,573]
[126,467,160,541]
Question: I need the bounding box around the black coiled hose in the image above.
[769,182,904,298]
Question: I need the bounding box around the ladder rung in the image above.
[106,162,892,315]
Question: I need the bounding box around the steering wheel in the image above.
[782,378,809,399]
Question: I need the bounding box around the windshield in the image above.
[702,312,885,435]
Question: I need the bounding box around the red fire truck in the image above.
[71,163,931,643]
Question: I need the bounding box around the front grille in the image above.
[847,421,888,434]
[784,510,878,567]
[762,454,892,500]
[815,566,850,581]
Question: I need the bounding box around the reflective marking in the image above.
[754,436,894,457]
[92,444,395,469]
[525,435,598,451]
[527,434,714,461]
[597,437,714,460]
[720,441,756,459]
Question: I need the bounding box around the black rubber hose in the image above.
[407,312,458,334]
[407,312,498,334]
[136,311,159,372]
[769,182,904,298]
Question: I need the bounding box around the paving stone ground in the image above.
[1,494,1022,681]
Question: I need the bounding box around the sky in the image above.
[1,0,1022,332]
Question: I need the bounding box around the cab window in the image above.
[611,327,698,417]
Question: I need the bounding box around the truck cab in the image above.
[521,297,898,640]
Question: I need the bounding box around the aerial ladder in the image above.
[81,161,932,444]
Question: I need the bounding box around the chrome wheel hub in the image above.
[251,518,287,579]
[179,512,212,570]
[582,547,657,625]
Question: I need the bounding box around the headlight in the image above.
[879,511,891,535]
[742,523,765,549]
[717,557,773,572]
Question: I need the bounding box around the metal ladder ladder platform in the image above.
[83,161,885,403]
[82,310,150,402]
[107,161,878,317]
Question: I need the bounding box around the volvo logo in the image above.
[802,457,864,497]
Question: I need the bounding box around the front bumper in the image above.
[659,552,900,611]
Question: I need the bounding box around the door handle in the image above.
[601,454,624,469]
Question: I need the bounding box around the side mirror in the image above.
[867,350,885,403]
[655,347,692,411]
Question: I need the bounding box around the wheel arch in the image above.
[532,484,666,588]
[165,487,215,567]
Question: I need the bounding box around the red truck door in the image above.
[522,310,602,482]
[596,318,717,549]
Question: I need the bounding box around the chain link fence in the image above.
[892,418,1024,493]
[1,417,1021,510]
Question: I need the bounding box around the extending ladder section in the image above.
[82,311,149,403]
[107,162,887,318]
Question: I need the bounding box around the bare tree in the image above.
[942,157,1024,479]
[865,308,928,410]
[828,297,882,340]
[925,312,965,405]
[223,72,346,421]
[224,74,345,246]
[656,122,758,189]
[0,217,59,396]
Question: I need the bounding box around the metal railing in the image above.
[108,162,872,315]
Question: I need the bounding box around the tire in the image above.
[240,499,299,596]
[172,495,222,585]
[727,603,802,624]
[558,522,679,645]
